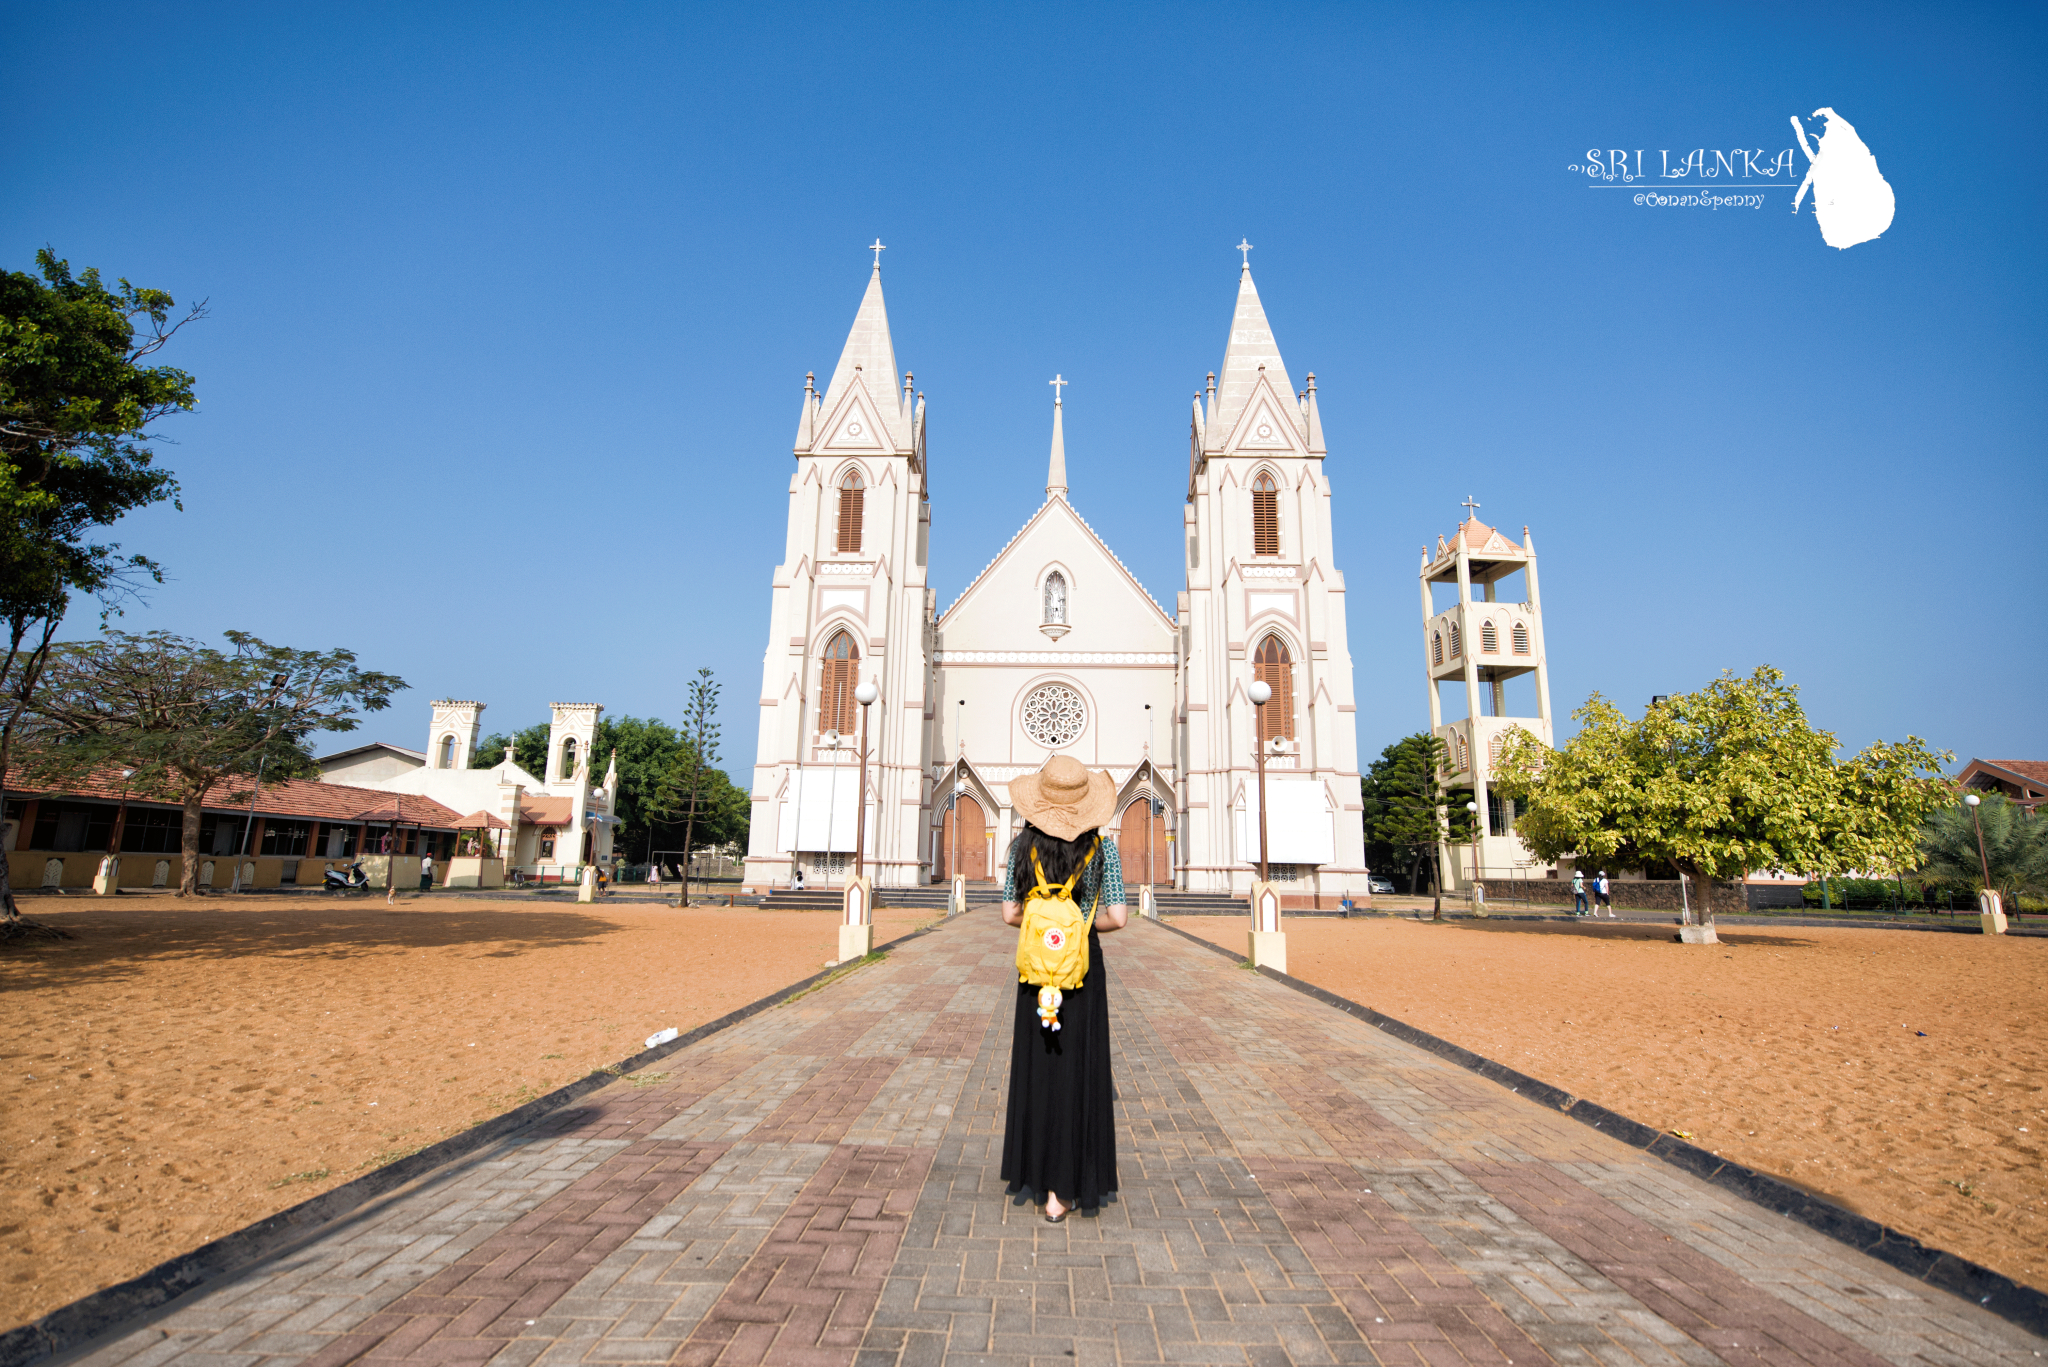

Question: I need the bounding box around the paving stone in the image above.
[53,917,2048,1367]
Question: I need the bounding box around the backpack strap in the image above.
[1027,839,1104,910]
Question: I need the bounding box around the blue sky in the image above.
[7,2,2042,775]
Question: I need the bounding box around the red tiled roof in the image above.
[453,809,510,830]
[7,769,464,829]
[1986,759,2048,786]
[519,795,574,827]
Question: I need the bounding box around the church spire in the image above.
[819,253,902,438]
[1045,374,1068,501]
[1212,259,1294,438]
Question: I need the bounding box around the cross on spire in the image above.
[1049,373,1068,405]
[1236,238,1254,268]
[868,238,887,268]
[1461,495,1482,521]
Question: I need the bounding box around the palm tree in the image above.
[1917,794,2048,912]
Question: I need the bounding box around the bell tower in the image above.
[1177,250,1368,906]
[742,246,935,892]
[1420,505,1554,887]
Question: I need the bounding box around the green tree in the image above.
[1360,732,1475,913]
[0,250,204,923]
[592,714,686,861]
[655,669,726,900]
[1494,667,1952,925]
[18,631,404,896]
[1917,793,2048,909]
[471,722,550,781]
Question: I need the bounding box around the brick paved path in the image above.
[72,916,2044,1367]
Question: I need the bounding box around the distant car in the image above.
[1367,876,1396,895]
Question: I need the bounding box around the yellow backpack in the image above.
[1015,840,1102,994]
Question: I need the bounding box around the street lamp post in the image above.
[853,682,878,880]
[1465,800,1480,914]
[1248,680,1272,883]
[1964,793,1994,894]
[99,767,136,895]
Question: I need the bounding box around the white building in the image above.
[741,254,1368,907]
[317,698,618,873]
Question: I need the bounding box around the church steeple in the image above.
[1212,261,1294,439]
[1045,374,1068,501]
[818,257,903,445]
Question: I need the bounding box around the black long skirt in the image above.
[1000,924,1118,1210]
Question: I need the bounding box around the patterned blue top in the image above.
[1003,834,1125,911]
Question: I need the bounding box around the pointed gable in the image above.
[936,498,1175,647]
[817,384,891,451]
[1224,372,1305,454]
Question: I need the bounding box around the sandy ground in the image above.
[0,895,937,1329]
[1172,913,2048,1295]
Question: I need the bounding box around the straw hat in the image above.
[1008,754,1117,843]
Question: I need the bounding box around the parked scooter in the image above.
[323,861,371,894]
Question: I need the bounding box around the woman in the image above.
[1000,755,1129,1222]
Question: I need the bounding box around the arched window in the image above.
[1481,620,1498,653]
[1448,621,1462,658]
[1488,734,1502,768]
[1251,471,1279,556]
[439,734,456,768]
[1043,571,1067,624]
[836,471,864,553]
[1512,622,1530,655]
[1431,632,1443,667]
[1455,733,1468,771]
[818,631,860,736]
[1252,636,1295,746]
[560,736,578,779]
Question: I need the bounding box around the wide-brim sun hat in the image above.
[1008,754,1117,843]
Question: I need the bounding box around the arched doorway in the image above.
[1119,799,1169,886]
[938,793,990,882]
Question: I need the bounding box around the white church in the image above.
[740,252,1369,907]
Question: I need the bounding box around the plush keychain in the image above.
[1036,985,1064,1031]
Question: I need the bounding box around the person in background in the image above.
[1571,868,1587,916]
[420,853,434,891]
[1595,870,1613,918]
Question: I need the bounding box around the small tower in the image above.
[427,700,485,770]
[546,703,603,788]
[1419,506,1554,887]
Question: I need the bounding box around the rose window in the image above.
[1021,683,1087,748]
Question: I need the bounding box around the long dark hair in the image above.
[1008,821,1106,905]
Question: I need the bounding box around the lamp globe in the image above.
[1248,680,1272,705]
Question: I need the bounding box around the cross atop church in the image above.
[1236,238,1254,268]
[1461,495,1481,521]
[1049,374,1068,405]
[868,238,887,268]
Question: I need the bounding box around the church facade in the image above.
[740,257,1368,905]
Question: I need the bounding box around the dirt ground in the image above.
[1173,913,2048,1295]
[0,895,937,1329]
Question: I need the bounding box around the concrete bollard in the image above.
[1247,881,1287,974]
[839,875,874,963]
[93,856,121,896]
[951,874,966,917]
[577,866,597,903]
[1139,884,1156,919]
[1981,890,2008,936]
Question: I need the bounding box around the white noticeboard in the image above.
[1235,778,1335,866]
[776,768,875,855]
